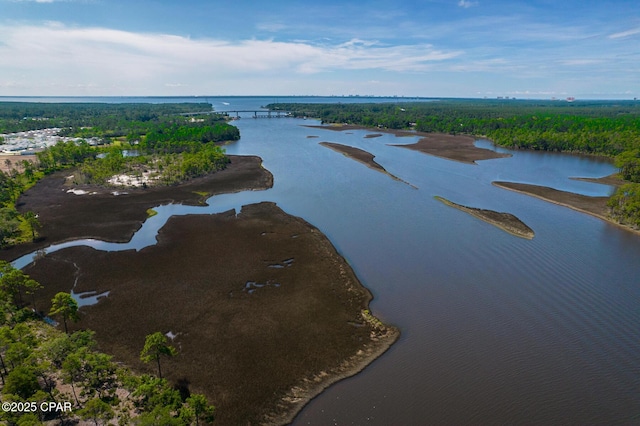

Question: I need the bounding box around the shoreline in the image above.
[493,181,640,236]
[303,124,510,164]
[1,155,274,261]
[319,141,417,188]
[435,196,534,239]
[277,323,399,425]
[14,157,399,425]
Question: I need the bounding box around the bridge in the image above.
[223,110,292,119]
[179,110,293,119]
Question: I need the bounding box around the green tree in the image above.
[61,351,83,405]
[615,149,640,182]
[0,263,42,313]
[49,292,79,334]
[140,332,176,379]
[131,374,182,413]
[22,211,41,242]
[23,278,42,313]
[608,183,640,228]
[183,393,216,426]
[0,207,21,248]
[15,412,42,426]
[3,365,40,399]
[83,351,118,399]
[133,405,184,426]
[79,398,114,426]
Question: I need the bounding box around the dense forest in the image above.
[0,102,212,135]
[0,102,238,247]
[269,100,640,228]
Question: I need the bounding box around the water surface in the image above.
[13,97,640,424]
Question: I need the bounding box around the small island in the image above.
[435,196,535,239]
[319,141,416,188]
[390,132,511,164]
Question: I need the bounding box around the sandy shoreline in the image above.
[435,196,534,239]
[10,157,398,425]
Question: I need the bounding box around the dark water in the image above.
[11,97,640,424]
[218,101,640,424]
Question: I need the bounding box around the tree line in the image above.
[0,102,212,135]
[0,102,239,247]
[270,100,640,229]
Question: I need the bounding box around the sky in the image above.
[0,0,638,98]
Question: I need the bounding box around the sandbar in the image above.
[435,196,534,239]
[319,141,415,188]
[304,124,510,164]
[12,157,399,425]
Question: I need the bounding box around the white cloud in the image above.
[458,0,478,8]
[0,23,463,94]
[608,27,640,39]
[0,18,636,97]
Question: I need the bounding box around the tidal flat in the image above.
[304,124,510,163]
[9,156,398,425]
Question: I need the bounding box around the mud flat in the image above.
[435,196,534,239]
[320,141,416,188]
[13,156,398,425]
[1,155,273,261]
[304,124,510,164]
[391,133,510,164]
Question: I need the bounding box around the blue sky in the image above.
[1,0,638,98]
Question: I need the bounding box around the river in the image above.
[8,96,640,424]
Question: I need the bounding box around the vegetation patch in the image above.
[22,202,399,425]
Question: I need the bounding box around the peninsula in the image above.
[10,156,398,425]
[492,181,640,235]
